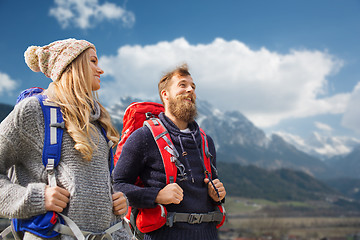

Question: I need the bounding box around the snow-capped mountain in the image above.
[107,96,146,122]
[274,131,360,160]
[106,97,353,179]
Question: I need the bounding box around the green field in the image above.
[219,197,360,240]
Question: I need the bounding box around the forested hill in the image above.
[0,103,13,122]
[217,162,337,201]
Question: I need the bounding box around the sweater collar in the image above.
[159,112,202,149]
[90,100,101,122]
[159,112,199,134]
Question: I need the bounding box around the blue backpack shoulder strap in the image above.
[100,127,114,174]
[9,94,66,239]
[16,87,44,104]
[36,95,113,174]
[35,95,64,184]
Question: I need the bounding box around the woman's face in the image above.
[88,48,104,91]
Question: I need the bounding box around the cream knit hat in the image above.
[24,38,95,82]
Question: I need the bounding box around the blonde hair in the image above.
[45,48,119,161]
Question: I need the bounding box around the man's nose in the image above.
[186,85,194,92]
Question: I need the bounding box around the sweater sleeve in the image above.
[0,97,47,219]
[112,127,161,209]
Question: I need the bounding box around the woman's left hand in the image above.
[112,192,128,217]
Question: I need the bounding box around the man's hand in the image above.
[155,183,183,205]
[112,192,128,217]
[204,178,226,202]
[44,186,70,212]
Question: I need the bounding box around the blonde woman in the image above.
[0,39,129,240]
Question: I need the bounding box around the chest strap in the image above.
[53,213,123,240]
[166,211,224,227]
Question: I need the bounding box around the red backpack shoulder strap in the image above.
[199,128,212,178]
[144,119,178,184]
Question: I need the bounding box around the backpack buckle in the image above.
[85,232,106,240]
[145,112,154,120]
[188,213,203,224]
[46,159,55,173]
[50,122,65,129]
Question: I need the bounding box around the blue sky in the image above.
[1,0,360,158]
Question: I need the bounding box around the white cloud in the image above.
[0,72,17,95]
[49,0,135,29]
[99,37,347,128]
[314,121,333,132]
[341,81,360,134]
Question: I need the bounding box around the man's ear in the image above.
[161,89,168,102]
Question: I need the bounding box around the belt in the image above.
[166,211,224,227]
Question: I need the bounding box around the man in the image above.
[113,64,226,240]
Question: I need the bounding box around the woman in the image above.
[0,39,129,239]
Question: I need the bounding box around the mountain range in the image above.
[1,97,359,201]
[107,97,360,180]
[106,97,360,202]
[0,103,12,122]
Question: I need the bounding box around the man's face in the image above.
[166,74,197,123]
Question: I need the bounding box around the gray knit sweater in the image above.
[0,97,129,240]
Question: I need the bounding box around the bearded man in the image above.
[113,64,226,240]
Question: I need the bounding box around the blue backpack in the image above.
[1,87,117,240]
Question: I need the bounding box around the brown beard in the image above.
[168,94,197,123]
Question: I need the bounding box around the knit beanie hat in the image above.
[24,38,95,82]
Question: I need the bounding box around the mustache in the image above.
[177,94,196,103]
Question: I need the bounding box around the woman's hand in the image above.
[44,186,70,212]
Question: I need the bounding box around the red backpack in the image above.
[114,102,226,240]
[114,102,164,165]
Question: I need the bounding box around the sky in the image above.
[1,0,360,158]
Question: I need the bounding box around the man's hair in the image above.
[158,63,191,105]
